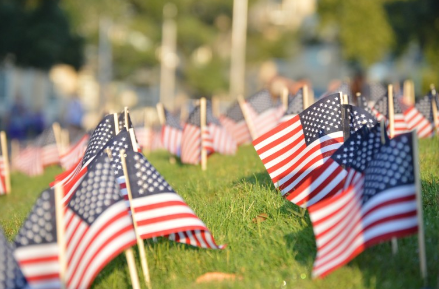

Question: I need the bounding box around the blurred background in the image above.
[0,0,438,137]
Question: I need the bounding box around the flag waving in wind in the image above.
[309,132,419,278]
[64,154,136,289]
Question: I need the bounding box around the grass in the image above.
[0,139,438,289]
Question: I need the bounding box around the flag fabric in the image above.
[288,121,382,207]
[309,132,418,278]
[134,127,151,151]
[62,129,132,207]
[0,144,6,194]
[403,95,434,138]
[12,145,43,177]
[151,127,164,152]
[363,83,387,103]
[280,87,304,122]
[118,150,224,249]
[1,227,29,289]
[162,107,183,156]
[219,102,252,145]
[14,188,60,289]
[118,111,133,131]
[253,93,345,201]
[356,94,374,116]
[64,154,136,289]
[60,134,89,171]
[181,102,236,164]
[243,90,284,139]
[372,93,410,136]
[35,127,60,167]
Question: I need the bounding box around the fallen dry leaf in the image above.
[196,272,241,283]
[252,213,268,223]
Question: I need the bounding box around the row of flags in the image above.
[252,86,432,278]
[1,110,224,289]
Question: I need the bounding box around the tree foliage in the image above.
[0,0,84,70]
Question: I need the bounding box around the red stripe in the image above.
[25,273,60,282]
[19,255,58,265]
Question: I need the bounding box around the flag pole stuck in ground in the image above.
[0,131,11,194]
[54,183,67,289]
[120,149,152,289]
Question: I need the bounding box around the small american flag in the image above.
[253,93,345,200]
[59,134,89,170]
[181,102,236,164]
[403,95,434,138]
[64,154,136,289]
[219,102,252,145]
[35,127,60,167]
[372,93,410,136]
[309,132,418,278]
[12,145,43,177]
[1,227,29,289]
[363,82,387,103]
[14,188,60,289]
[290,122,383,207]
[243,90,284,139]
[162,107,183,156]
[118,150,224,249]
[280,87,304,122]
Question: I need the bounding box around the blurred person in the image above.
[6,95,28,141]
[65,94,84,130]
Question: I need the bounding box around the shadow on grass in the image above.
[234,171,274,188]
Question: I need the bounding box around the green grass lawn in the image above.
[1,140,438,289]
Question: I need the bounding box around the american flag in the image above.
[162,107,183,156]
[118,150,224,249]
[403,95,434,138]
[372,93,410,136]
[35,127,60,167]
[1,227,29,289]
[309,132,418,278]
[60,134,89,171]
[356,94,374,116]
[219,102,252,145]
[64,154,136,289]
[280,87,304,122]
[253,93,345,202]
[12,145,43,177]
[289,122,383,207]
[62,129,133,206]
[243,90,284,139]
[14,188,60,289]
[181,102,236,164]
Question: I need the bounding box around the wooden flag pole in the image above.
[0,131,11,193]
[54,183,67,289]
[104,149,143,289]
[281,87,289,111]
[113,113,120,135]
[403,80,415,106]
[61,129,70,155]
[156,103,166,126]
[212,96,220,118]
[200,97,207,171]
[124,107,130,130]
[388,85,395,139]
[412,130,428,283]
[303,85,309,110]
[52,122,63,155]
[237,95,257,140]
[120,149,152,289]
[431,88,439,137]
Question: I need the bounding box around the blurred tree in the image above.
[384,0,439,90]
[318,0,394,67]
[0,0,84,70]
[61,0,296,96]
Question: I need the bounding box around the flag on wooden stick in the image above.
[280,87,305,122]
[161,107,183,156]
[118,150,224,249]
[14,188,60,289]
[219,102,252,145]
[403,94,435,138]
[309,132,420,278]
[64,154,137,289]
